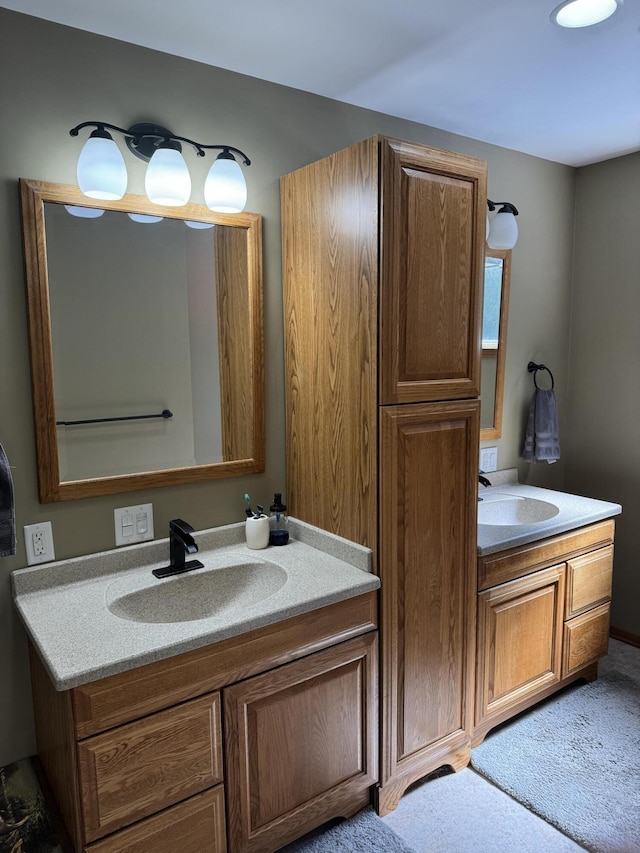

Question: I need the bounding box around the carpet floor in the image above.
[470,638,640,853]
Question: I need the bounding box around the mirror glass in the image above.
[480,248,511,439]
[20,179,264,502]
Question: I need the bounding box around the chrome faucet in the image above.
[153,518,204,578]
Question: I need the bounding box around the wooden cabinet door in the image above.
[379,137,487,404]
[224,632,378,853]
[378,400,479,809]
[476,565,565,725]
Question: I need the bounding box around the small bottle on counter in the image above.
[269,493,289,546]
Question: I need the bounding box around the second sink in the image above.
[107,558,287,624]
[478,495,560,527]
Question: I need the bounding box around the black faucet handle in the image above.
[169,518,195,535]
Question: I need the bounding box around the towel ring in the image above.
[527,361,555,390]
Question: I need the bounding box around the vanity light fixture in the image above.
[550,0,621,28]
[486,200,519,250]
[70,121,251,212]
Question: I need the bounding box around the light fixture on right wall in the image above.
[550,0,622,28]
[486,200,519,250]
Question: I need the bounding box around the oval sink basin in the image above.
[107,561,287,624]
[478,495,560,526]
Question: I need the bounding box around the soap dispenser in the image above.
[269,493,289,545]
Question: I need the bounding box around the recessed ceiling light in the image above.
[551,0,622,28]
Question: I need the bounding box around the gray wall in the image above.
[566,152,640,636]
[0,9,577,765]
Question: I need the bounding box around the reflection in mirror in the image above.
[480,248,511,439]
[20,179,264,502]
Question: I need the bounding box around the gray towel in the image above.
[522,388,560,464]
[0,442,17,556]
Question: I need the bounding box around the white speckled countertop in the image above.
[12,518,378,691]
[477,470,622,556]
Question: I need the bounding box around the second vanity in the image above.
[474,471,621,745]
[12,519,380,853]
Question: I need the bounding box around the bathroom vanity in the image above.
[474,478,621,745]
[13,521,380,853]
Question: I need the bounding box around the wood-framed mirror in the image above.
[20,178,264,502]
[480,248,511,439]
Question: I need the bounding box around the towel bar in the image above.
[56,408,173,427]
[527,361,555,390]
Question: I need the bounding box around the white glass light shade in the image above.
[185,220,215,229]
[145,148,191,206]
[204,155,247,213]
[551,0,620,28]
[77,136,127,200]
[487,211,518,250]
[128,213,164,223]
[64,205,105,219]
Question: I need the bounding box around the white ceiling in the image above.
[3,0,640,165]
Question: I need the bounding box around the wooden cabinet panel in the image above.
[379,401,478,791]
[281,136,379,553]
[78,692,222,841]
[564,603,611,677]
[476,565,565,722]
[478,519,615,591]
[566,546,613,618]
[224,633,378,853]
[84,786,227,853]
[379,138,486,404]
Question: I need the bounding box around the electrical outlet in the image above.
[114,503,154,546]
[480,446,498,473]
[24,521,55,565]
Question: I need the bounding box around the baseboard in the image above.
[609,625,640,648]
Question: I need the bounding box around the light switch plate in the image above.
[480,446,498,473]
[114,503,154,546]
[24,521,55,565]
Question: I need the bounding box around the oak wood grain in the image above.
[379,400,479,793]
[565,545,613,619]
[379,137,487,404]
[215,222,264,465]
[29,646,84,851]
[478,519,615,591]
[281,138,379,556]
[84,786,227,853]
[563,603,611,677]
[78,692,222,841]
[476,565,565,723]
[224,632,378,853]
[19,177,264,501]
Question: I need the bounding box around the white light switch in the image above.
[114,504,154,546]
[480,446,498,473]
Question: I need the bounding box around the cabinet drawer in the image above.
[78,692,222,842]
[563,603,610,678]
[566,546,613,619]
[84,786,226,853]
[478,519,615,590]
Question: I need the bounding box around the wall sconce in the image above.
[70,121,251,213]
[486,199,519,250]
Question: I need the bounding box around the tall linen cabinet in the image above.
[281,136,486,814]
